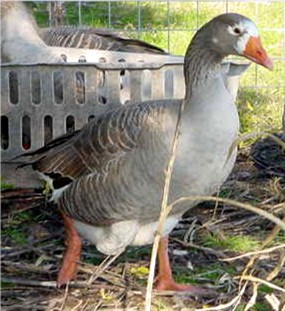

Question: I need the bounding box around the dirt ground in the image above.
[1,146,285,311]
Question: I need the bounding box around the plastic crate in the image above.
[1,48,249,187]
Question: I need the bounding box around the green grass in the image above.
[235,303,273,311]
[274,231,285,244]
[3,227,28,245]
[258,284,274,294]
[237,87,284,135]
[2,211,33,245]
[202,233,261,252]
[175,264,233,283]
[1,177,14,190]
[1,281,14,288]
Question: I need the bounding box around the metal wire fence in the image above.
[32,0,285,135]
[33,0,284,91]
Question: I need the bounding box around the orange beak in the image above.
[243,36,273,70]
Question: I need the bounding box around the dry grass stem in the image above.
[238,216,285,307]
[59,282,69,311]
[221,243,285,261]
[182,218,198,243]
[265,293,281,311]
[228,131,285,160]
[78,265,126,288]
[262,216,285,247]
[235,275,285,293]
[145,100,185,311]
[70,299,84,311]
[169,196,285,230]
[173,238,228,259]
[241,216,285,287]
[243,219,285,275]
[244,282,258,311]
[195,283,248,311]
[87,250,124,285]
[0,277,58,288]
[266,248,285,281]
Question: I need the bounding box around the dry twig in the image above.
[173,238,228,259]
[87,250,123,285]
[236,275,285,293]
[145,99,185,311]
[169,196,285,230]
[221,243,285,262]
[59,282,69,311]
[195,283,248,311]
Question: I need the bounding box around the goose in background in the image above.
[0,1,168,137]
[18,13,273,294]
[1,1,64,149]
[0,2,63,64]
[1,1,167,63]
[39,25,169,105]
[0,1,167,148]
[41,26,167,54]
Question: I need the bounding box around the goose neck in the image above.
[184,45,224,99]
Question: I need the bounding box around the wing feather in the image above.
[20,101,165,180]
[18,99,180,224]
[41,26,168,54]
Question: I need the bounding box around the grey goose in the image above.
[41,26,168,54]
[0,2,63,64]
[1,1,167,148]
[1,1,167,64]
[19,13,272,293]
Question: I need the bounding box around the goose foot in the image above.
[155,236,214,296]
[57,213,82,287]
[155,276,213,296]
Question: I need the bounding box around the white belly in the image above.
[74,215,180,255]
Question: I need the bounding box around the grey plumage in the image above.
[40,13,168,106]
[1,1,167,62]
[41,26,167,54]
[18,13,272,256]
[0,2,64,64]
[22,99,179,224]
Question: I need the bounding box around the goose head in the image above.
[191,13,273,70]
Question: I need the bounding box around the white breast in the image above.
[74,215,180,255]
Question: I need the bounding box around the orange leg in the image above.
[155,236,214,296]
[57,213,82,287]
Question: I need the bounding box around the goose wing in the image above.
[57,99,181,225]
[19,100,180,225]
[20,100,179,189]
[41,26,167,54]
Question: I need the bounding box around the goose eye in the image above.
[233,27,242,35]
